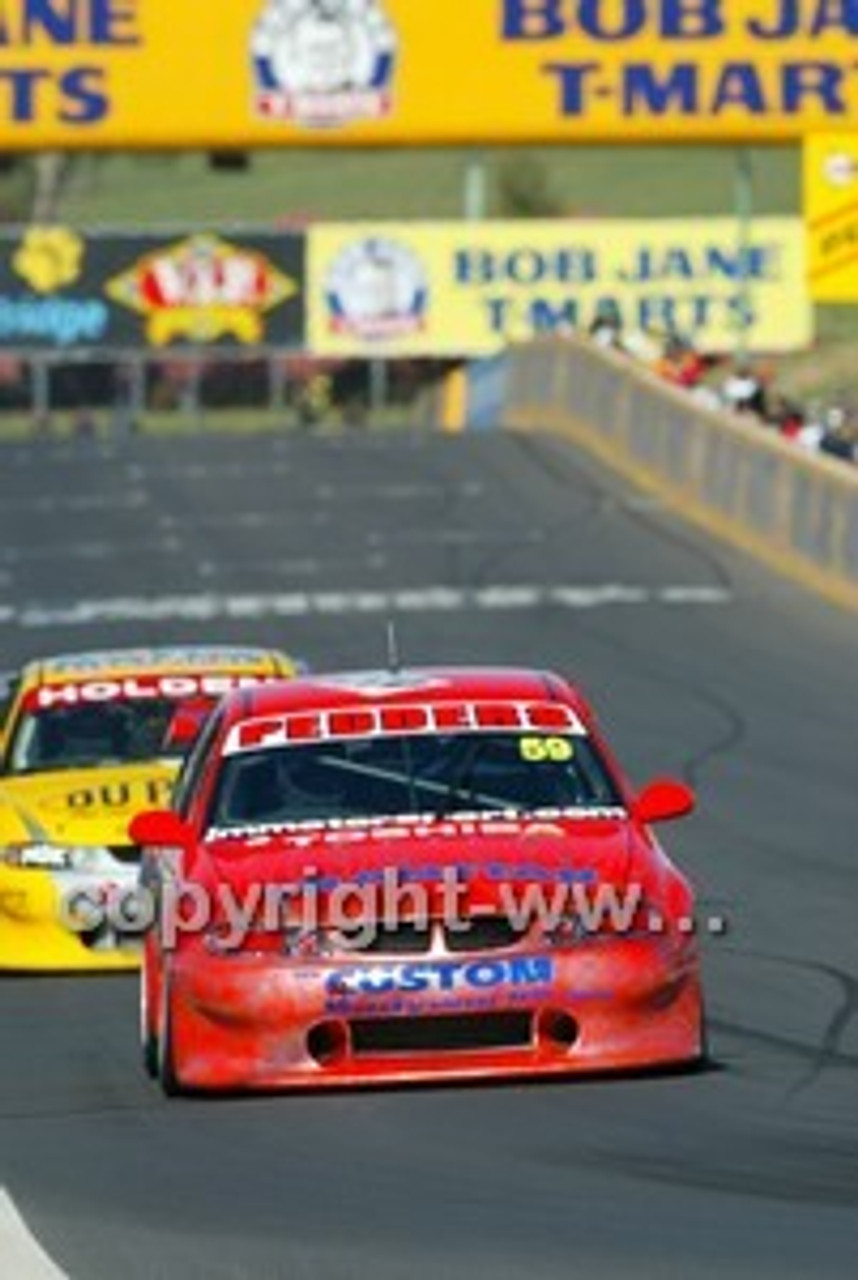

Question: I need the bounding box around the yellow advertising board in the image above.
[2,2,858,148]
[308,218,810,357]
[804,133,858,302]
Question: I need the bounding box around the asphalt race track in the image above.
[0,427,856,1279]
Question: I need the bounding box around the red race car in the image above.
[131,667,705,1094]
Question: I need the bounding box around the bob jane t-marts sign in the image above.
[0,1,857,147]
[309,218,810,356]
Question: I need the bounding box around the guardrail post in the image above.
[31,357,50,429]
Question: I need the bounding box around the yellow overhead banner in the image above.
[804,133,858,302]
[2,2,858,148]
[308,218,811,357]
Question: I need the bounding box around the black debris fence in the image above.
[0,351,453,436]
[10,351,289,436]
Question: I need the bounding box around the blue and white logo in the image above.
[251,0,397,128]
[327,957,555,997]
[325,237,428,341]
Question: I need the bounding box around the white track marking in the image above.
[0,584,732,629]
[110,461,291,480]
[0,1188,68,1279]
[196,555,389,578]
[314,481,484,501]
[365,529,546,547]
[0,493,150,514]
[0,538,190,563]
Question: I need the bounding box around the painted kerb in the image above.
[502,337,858,610]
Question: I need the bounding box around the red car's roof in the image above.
[220,667,587,724]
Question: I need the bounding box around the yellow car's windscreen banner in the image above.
[804,132,858,302]
[2,1,858,148]
[308,218,810,356]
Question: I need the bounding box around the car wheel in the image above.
[142,1023,159,1079]
[140,936,159,1078]
[157,967,185,1097]
[698,1007,711,1065]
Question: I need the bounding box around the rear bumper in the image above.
[164,940,704,1091]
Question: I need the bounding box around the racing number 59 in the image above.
[519,736,573,763]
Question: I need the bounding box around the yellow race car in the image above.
[0,645,301,971]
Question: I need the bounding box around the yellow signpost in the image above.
[308,217,810,357]
[1,1,858,148]
[805,132,858,302]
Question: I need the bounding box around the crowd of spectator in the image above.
[588,306,858,469]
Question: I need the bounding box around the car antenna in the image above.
[386,620,401,675]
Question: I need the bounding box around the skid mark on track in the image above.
[509,432,736,593]
[534,606,749,791]
[719,949,858,1100]
[786,964,858,1099]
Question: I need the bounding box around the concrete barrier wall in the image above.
[502,337,858,611]
[413,359,508,433]
[464,357,508,431]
